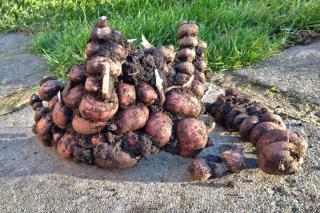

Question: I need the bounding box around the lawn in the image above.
[1,0,319,78]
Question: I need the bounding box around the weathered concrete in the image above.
[0,33,49,115]
[0,88,319,212]
[0,32,30,54]
[1,34,320,213]
[236,40,320,105]
[211,72,320,125]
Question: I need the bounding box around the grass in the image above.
[1,0,320,78]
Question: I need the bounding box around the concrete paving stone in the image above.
[0,33,49,114]
[0,53,48,96]
[0,32,29,54]
[0,33,320,213]
[236,41,320,105]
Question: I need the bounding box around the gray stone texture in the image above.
[0,34,320,212]
[236,41,320,105]
[0,32,49,115]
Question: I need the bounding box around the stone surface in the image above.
[0,33,49,115]
[0,92,319,212]
[211,72,320,125]
[1,34,320,212]
[236,40,320,105]
[0,32,29,54]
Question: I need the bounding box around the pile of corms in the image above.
[204,89,307,175]
[188,89,308,180]
[30,16,214,169]
[188,146,246,181]
[30,16,308,180]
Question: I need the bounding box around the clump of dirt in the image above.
[122,48,173,88]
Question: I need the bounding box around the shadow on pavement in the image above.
[0,127,258,183]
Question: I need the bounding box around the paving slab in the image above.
[0,85,319,212]
[0,33,320,212]
[211,71,320,125]
[0,32,49,115]
[0,32,29,54]
[236,41,320,105]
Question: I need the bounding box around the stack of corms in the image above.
[204,88,308,176]
[30,16,214,169]
[30,16,308,180]
[174,21,207,98]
